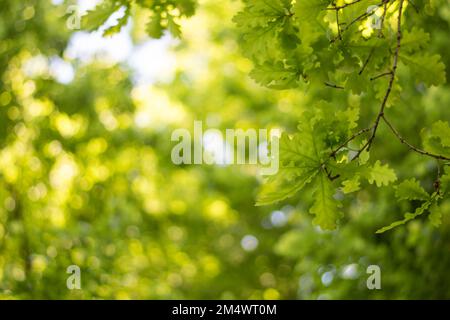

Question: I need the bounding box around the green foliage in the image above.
[83,1,123,34]
[82,0,198,38]
[310,171,343,230]
[395,179,429,201]
[256,129,320,206]
[234,0,449,231]
[365,161,397,187]
[249,61,299,89]
[400,52,446,86]
[429,204,442,227]
[341,176,360,194]
[377,171,450,233]
[422,121,450,158]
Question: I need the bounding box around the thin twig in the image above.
[378,1,388,37]
[336,9,342,40]
[329,127,373,158]
[407,0,419,13]
[331,11,371,43]
[330,0,389,43]
[370,71,392,81]
[324,82,345,89]
[359,47,375,75]
[382,115,450,161]
[435,161,442,193]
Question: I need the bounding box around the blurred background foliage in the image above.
[0,0,449,299]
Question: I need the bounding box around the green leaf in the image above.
[401,27,431,53]
[337,103,360,132]
[256,167,318,205]
[233,0,288,29]
[233,0,293,63]
[395,179,430,201]
[441,168,450,195]
[256,125,323,205]
[250,61,299,89]
[358,141,370,165]
[256,110,331,206]
[146,14,164,39]
[429,204,442,227]
[366,161,397,187]
[430,121,450,147]
[399,52,446,87]
[167,14,182,38]
[102,7,130,37]
[422,121,450,158]
[292,0,328,53]
[293,0,328,25]
[240,22,281,62]
[310,171,343,230]
[82,1,121,32]
[342,175,361,194]
[175,0,197,17]
[373,76,401,108]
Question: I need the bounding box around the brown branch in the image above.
[382,115,450,161]
[336,9,342,40]
[329,127,373,159]
[320,1,449,183]
[359,48,375,75]
[330,0,389,43]
[378,1,388,37]
[322,1,447,169]
[324,82,345,89]
[407,0,419,13]
[355,0,405,159]
[435,162,442,193]
[370,71,392,81]
[331,10,371,43]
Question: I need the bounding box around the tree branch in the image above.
[355,0,405,159]
[359,48,375,75]
[323,1,449,173]
[329,127,373,159]
[382,115,450,161]
[378,1,389,37]
[324,82,345,89]
[370,71,392,81]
